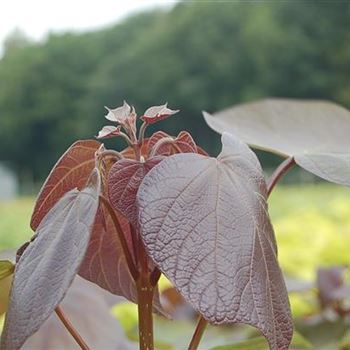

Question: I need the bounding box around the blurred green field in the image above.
[1,184,350,282]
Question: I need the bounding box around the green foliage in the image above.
[0,2,349,179]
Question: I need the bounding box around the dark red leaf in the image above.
[79,204,137,302]
[1,169,101,350]
[31,140,101,230]
[108,157,163,225]
[148,131,198,157]
[137,132,293,350]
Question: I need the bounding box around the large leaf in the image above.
[137,133,292,350]
[79,204,137,302]
[0,169,101,350]
[21,277,136,350]
[31,139,101,230]
[203,99,350,186]
[108,157,163,225]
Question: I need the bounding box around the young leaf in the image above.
[203,98,350,186]
[141,103,179,124]
[108,157,164,225]
[0,169,101,350]
[31,139,101,230]
[137,133,293,350]
[105,101,137,137]
[96,125,122,139]
[148,130,198,156]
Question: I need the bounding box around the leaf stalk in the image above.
[55,306,91,350]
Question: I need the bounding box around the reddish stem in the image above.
[99,195,139,280]
[266,157,295,196]
[137,239,155,350]
[55,306,91,350]
[187,316,208,350]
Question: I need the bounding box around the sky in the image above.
[0,0,175,51]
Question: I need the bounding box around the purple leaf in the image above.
[79,204,137,302]
[0,169,101,350]
[137,132,293,350]
[21,277,136,350]
[108,157,163,225]
[203,99,350,186]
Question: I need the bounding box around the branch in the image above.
[266,157,295,196]
[187,316,208,350]
[55,306,91,350]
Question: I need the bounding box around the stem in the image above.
[97,149,124,163]
[55,306,91,350]
[99,195,138,280]
[138,121,148,143]
[137,240,155,350]
[187,316,208,350]
[149,137,181,157]
[266,157,295,196]
[187,156,296,350]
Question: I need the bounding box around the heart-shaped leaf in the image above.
[31,140,101,230]
[108,157,164,225]
[1,169,101,350]
[203,98,350,186]
[137,133,293,350]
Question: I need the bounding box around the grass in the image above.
[1,183,350,315]
[1,183,349,280]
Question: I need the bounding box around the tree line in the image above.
[0,1,349,180]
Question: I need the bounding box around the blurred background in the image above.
[1,1,350,348]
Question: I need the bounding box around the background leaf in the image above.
[204,99,350,186]
[21,277,136,350]
[0,255,15,316]
[0,261,14,281]
[0,169,101,350]
[138,132,292,350]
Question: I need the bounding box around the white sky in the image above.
[0,0,175,50]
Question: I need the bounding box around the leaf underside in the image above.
[204,98,350,186]
[137,133,293,350]
[0,170,101,350]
